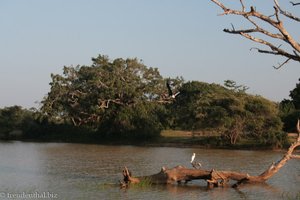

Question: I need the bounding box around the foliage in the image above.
[280,78,300,132]
[289,78,300,109]
[0,106,33,137]
[97,101,166,139]
[224,80,249,93]
[41,55,179,139]
[169,81,284,146]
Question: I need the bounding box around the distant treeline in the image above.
[1,55,300,147]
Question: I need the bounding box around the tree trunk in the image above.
[121,121,300,188]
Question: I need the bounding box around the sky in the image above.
[1,0,300,108]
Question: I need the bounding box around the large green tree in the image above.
[41,55,181,137]
[169,81,283,145]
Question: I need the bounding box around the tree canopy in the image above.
[0,106,37,138]
[41,55,182,138]
[168,81,283,146]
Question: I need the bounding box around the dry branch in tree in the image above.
[210,0,300,68]
[290,1,300,6]
[97,99,124,109]
[120,120,300,188]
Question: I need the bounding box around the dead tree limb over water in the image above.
[120,120,300,188]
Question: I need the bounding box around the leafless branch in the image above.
[245,16,285,40]
[273,6,280,22]
[275,0,300,22]
[273,58,291,69]
[290,155,300,159]
[239,0,245,12]
[240,32,300,60]
[290,1,300,6]
[97,99,123,109]
[210,0,300,66]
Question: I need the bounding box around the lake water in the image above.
[0,141,299,200]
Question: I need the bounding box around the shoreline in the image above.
[0,137,289,152]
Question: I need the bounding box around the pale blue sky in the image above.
[1,0,300,108]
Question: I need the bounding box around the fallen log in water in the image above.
[120,120,300,188]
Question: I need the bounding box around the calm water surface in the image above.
[0,141,299,200]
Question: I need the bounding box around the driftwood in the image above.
[121,120,300,188]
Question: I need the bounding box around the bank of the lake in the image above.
[6,129,295,151]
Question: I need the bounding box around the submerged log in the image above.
[121,120,300,188]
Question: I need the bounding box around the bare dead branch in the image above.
[275,0,300,22]
[290,1,300,6]
[210,0,228,13]
[245,16,285,40]
[224,25,285,41]
[156,100,173,104]
[211,0,300,66]
[290,155,300,159]
[239,32,300,61]
[273,58,291,69]
[230,23,235,31]
[239,0,245,12]
[273,6,280,22]
[97,99,123,109]
[223,28,256,34]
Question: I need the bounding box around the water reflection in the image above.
[0,142,299,199]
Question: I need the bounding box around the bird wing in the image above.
[166,79,173,96]
[174,91,180,97]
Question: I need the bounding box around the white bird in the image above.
[190,153,196,163]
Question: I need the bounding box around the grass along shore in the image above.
[144,130,296,150]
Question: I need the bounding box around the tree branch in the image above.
[245,16,286,41]
[97,99,123,109]
[211,0,300,66]
[239,32,300,62]
[239,0,245,12]
[290,1,300,6]
[275,1,300,22]
[273,58,291,69]
[290,155,300,159]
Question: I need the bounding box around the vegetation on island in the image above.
[1,55,300,148]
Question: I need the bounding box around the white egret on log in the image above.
[191,153,196,163]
